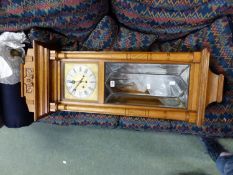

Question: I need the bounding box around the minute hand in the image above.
[72,76,85,91]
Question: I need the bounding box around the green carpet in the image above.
[0,123,232,175]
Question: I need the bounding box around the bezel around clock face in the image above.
[62,62,99,102]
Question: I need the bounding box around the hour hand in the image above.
[66,80,76,84]
[67,79,84,84]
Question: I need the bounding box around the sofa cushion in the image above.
[80,15,157,51]
[113,25,157,51]
[111,0,233,41]
[119,117,171,132]
[0,0,109,42]
[39,111,119,128]
[80,16,118,51]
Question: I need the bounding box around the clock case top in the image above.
[20,41,224,126]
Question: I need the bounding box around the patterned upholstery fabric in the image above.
[111,0,233,41]
[0,0,109,42]
[39,111,119,128]
[80,16,118,51]
[170,121,233,137]
[119,117,233,137]
[1,1,232,136]
[112,24,157,51]
[80,16,157,51]
[119,117,171,132]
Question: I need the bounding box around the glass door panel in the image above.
[104,63,190,108]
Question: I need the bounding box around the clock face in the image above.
[63,63,98,101]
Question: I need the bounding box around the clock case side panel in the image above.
[49,53,61,113]
[21,41,50,121]
[196,49,224,126]
[34,41,50,120]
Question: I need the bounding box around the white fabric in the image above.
[0,56,13,78]
[0,32,26,49]
[0,32,26,84]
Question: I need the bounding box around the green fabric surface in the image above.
[0,123,232,175]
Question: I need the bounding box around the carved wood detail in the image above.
[20,49,35,112]
[25,68,34,93]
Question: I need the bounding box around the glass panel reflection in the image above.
[104,63,190,108]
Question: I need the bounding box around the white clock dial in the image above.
[65,65,96,99]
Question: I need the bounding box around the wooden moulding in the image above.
[32,41,50,120]
[55,103,197,123]
[196,49,210,126]
[206,71,224,104]
[20,42,224,126]
[20,41,50,121]
[20,49,35,112]
[55,51,200,63]
[196,49,224,126]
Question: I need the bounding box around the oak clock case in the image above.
[20,42,224,126]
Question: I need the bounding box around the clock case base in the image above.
[20,42,224,126]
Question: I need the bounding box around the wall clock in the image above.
[20,41,224,126]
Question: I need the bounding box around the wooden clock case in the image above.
[20,42,224,126]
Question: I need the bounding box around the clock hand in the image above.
[67,80,76,84]
[68,80,84,84]
[72,76,85,92]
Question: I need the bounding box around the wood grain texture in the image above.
[188,63,200,111]
[206,71,224,105]
[21,42,224,126]
[32,41,50,120]
[196,48,210,126]
[56,51,197,63]
[20,48,35,112]
[98,61,105,104]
